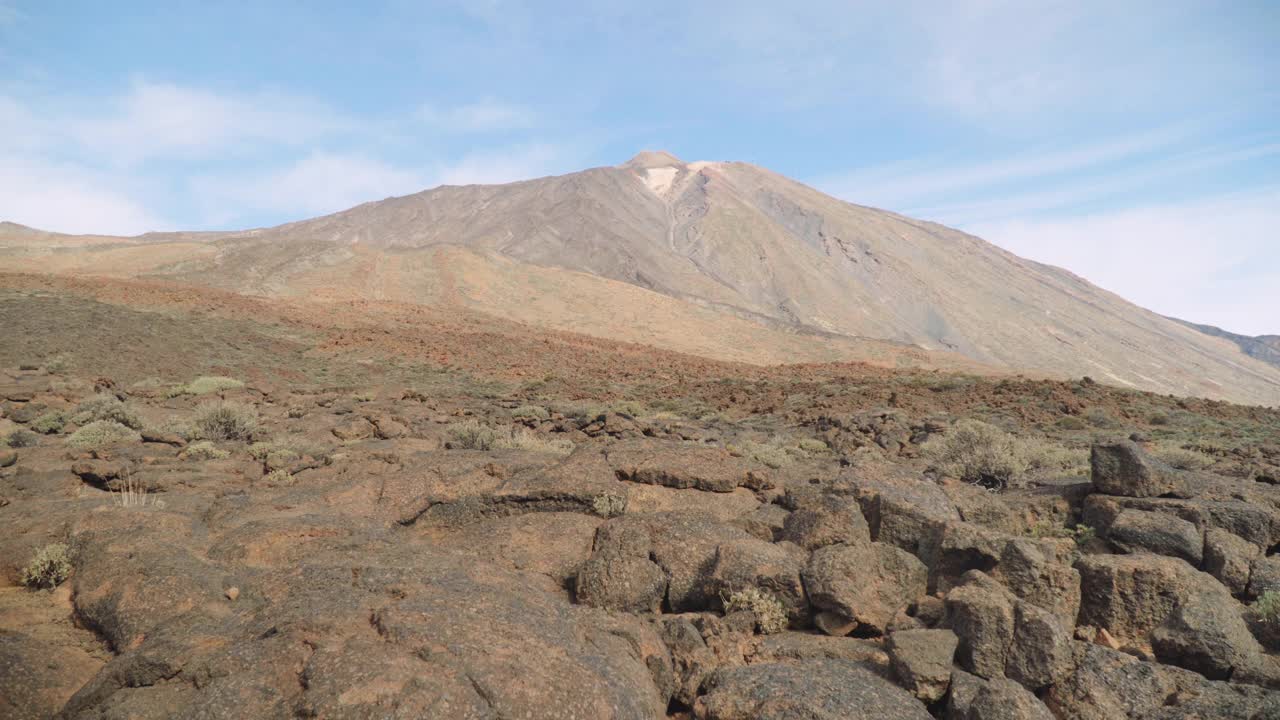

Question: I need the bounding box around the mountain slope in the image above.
[3,152,1279,405]
[1172,319,1280,370]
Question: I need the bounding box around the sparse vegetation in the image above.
[249,441,301,470]
[20,543,72,589]
[723,587,788,634]
[1151,442,1214,471]
[193,401,258,441]
[113,473,161,508]
[168,376,245,397]
[262,469,293,485]
[592,493,627,518]
[67,420,142,450]
[931,417,1070,489]
[42,354,72,375]
[182,441,230,461]
[71,393,143,430]
[30,411,67,434]
[445,419,501,450]
[1253,590,1280,624]
[1028,520,1096,547]
[512,404,551,421]
[501,427,574,454]
[6,429,39,448]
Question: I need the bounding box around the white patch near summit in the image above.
[642,166,678,196]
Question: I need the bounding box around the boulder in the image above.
[1005,601,1073,690]
[1247,555,1280,599]
[946,573,1016,680]
[694,660,933,720]
[779,491,871,550]
[1107,509,1203,565]
[732,503,790,541]
[886,628,958,703]
[1150,589,1265,680]
[1091,441,1188,498]
[331,416,374,440]
[993,538,1081,628]
[803,541,928,635]
[0,631,100,720]
[965,678,1055,720]
[919,520,1006,594]
[708,538,807,622]
[609,440,771,493]
[1044,642,1180,720]
[1203,528,1260,596]
[575,522,667,613]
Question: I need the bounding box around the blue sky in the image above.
[1,1,1277,334]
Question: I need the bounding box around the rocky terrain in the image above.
[4,153,1280,405]
[3,279,1280,719]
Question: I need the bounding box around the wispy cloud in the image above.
[0,154,169,235]
[418,99,537,133]
[970,188,1280,335]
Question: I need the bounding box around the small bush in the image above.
[67,420,141,450]
[113,473,161,508]
[1056,416,1087,431]
[512,405,551,421]
[262,469,293,485]
[71,394,143,430]
[30,411,66,435]
[43,354,72,375]
[169,376,244,397]
[797,438,830,454]
[21,543,72,589]
[445,420,500,450]
[1253,590,1280,624]
[1152,443,1214,471]
[287,407,307,419]
[193,401,258,441]
[6,429,39,448]
[1148,412,1172,426]
[182,441,229,461]
[592,493,627,518]
[924,419,1029,490]
[1084,407,1118,429]
[499,428,574,454]
[249,441,301,470]
[723,588,788,634]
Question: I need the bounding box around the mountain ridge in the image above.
[3,151,1279,406]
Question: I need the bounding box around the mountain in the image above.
[3,151,1279,405]
[1172,319,1280,370]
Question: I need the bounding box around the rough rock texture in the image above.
[802,541,928,635]
[1107,508,1204,565]
[1204,528,1262,597]
[887,628,958,702]
[965,678,1056,720]
[1092,441,1190,498]
[694,660,934,720]
[779,490,871,550]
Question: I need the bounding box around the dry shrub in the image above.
[194,401,258,441]
[925,419,1084,490]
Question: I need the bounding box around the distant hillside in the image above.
[1173,318,1280,370]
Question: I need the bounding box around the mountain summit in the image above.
[4,154,1279,404]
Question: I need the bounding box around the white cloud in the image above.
[969,189,1280,335]
[432,143,574,186]
[0,155,169,235]
[192,152,428,224]
[67,80,347,164]
[418,99,537,133]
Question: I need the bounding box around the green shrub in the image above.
[182,441,229,461]
[248,441,301,470]
[445,420,500,450]
[924,419,1029,490]
[168,376,244,397]
[193,401,258,441]
[1148,412,1172,426]
[30,411,66,435]
[500,428,574,454]
[592,493,627,518]
[1152,443,1214,471]
[262,469,293,485]
[512,405,551,421]
[21,543,72,589]
[1084,407,1118,429]
[71,394,143,430]
[42,354,72,375]
[1253,590,1280,624]
[723,588,788,634]
[6,429,39,448]
[67,421,141,450]
[1056,416,1087,431]
[797,438,829,454]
